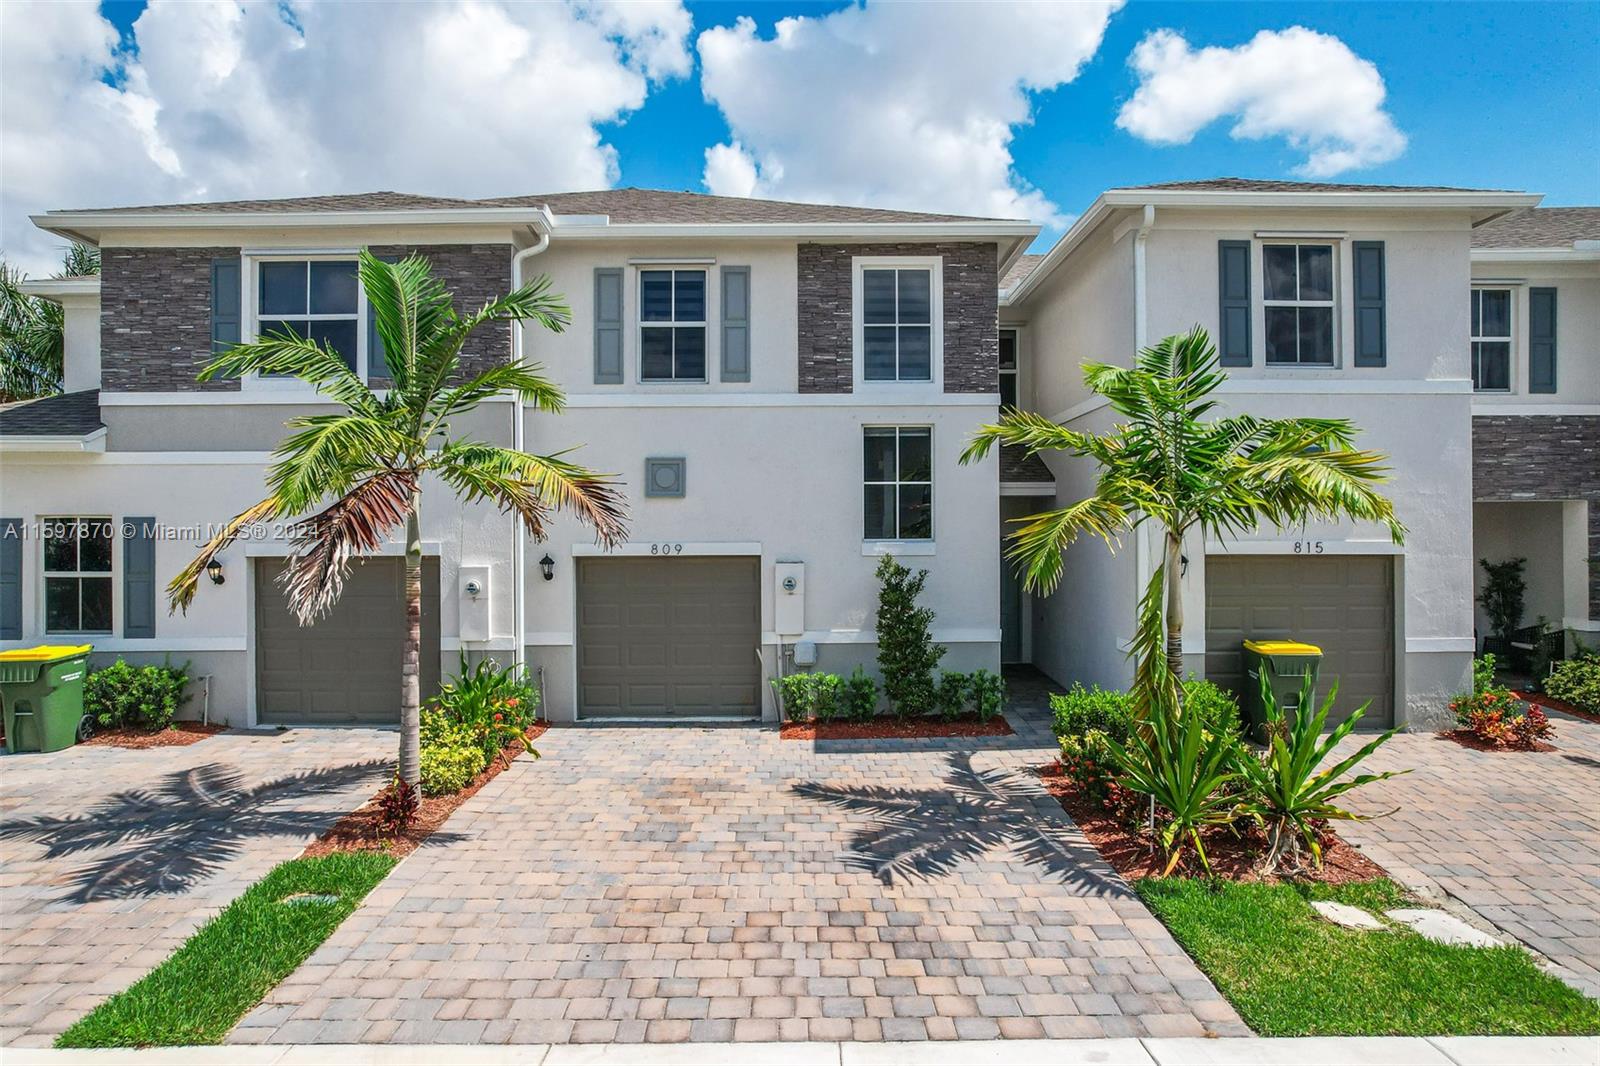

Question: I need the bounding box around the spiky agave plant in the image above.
[169,250,628,798]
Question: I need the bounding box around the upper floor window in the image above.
[43,517,112,634]
[863,427,932,541]
[257,260,360,372]
[1471,288,1512,392]
[999,329,1018,407]
[639,269,707,382]
[1263,243,1334,365]
[855,258,941,384]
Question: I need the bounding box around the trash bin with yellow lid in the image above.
[0,644,93,753]
[1241,639,1322,742]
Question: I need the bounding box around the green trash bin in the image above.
[1241,640,1322,742]
[0,644,93,754]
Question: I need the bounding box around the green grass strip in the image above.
[1136,876,1600,1036]
[57,851,397,1048]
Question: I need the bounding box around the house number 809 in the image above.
[650,543,684,555]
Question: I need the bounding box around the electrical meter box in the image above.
[774,562,805,637]
[459,565,491,643]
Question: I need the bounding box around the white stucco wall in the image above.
[60,295,102,393]
[1023,224,1136,420]
[1468,258,1600,406]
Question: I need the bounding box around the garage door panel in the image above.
[1205,554,1393,729]
[255,557,439,725]
[578,556,760,718]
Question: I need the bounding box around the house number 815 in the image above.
[1293,540,1324,554]
[650,543,684,555]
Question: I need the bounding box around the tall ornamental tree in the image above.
[962,326,1404,707]
[0,244,101,401]
[170,251,627,797]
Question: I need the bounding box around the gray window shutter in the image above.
[1352,241,1386,367]
[123,517,156,639]
[594,267,623,384]
[721,266,751,382]
[1217,240,1251,366]
[210,257,241,374]
[0,518,21,641]
[1529,287,1557,393]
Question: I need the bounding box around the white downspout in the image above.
[510,220,552,670]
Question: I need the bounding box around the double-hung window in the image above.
[999,329,1019,407]
[863,427,932,541]
[43,517,113,634]
[1471,288,1512,392]
[639,269,707,381]
[1263,243,1335,365]
[257,259,361,373]
[861,266,933,382]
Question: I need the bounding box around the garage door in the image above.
[577,556,760,718]
[1204,554,1394,728]
[255,557,440,724]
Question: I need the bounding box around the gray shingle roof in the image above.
[1001,253,1046,290]
[1472,207,1600,249]
[1000,445,1054,484]
[0,390,103,438]
[57,187,1015,225]
[1119,177,1510,194]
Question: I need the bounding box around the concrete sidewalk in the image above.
[5,1036,1597,1065]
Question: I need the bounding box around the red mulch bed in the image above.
[1515,690,1600,726]
[81,721,227,748]
[1438,729,1558,754]
[781,715,1013,741]
[302,722,549,860]
[1036,761,1387,885]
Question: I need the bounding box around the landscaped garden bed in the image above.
[83,721,226,749]
[784,714,1010,741]
[1443,653,1560,751]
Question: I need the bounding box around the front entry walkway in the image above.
[235,684,1246,1044]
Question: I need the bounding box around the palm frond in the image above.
[1005,495,1131,594]
[430,442,628,547]
[266,413,411,513]
[429,361,567,427]
[961,408,1099,466]
[167,497,285,614]
[360,250,454,397]
[279,470,418,623]
[200,328,380,415]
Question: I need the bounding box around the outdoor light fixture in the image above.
[206,559,226,586]
[539,554,555,582]
[1180,554,1189,578]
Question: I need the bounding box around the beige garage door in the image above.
[255,556,440,724]
[577,556,760,719]
[1205,554,1394,729]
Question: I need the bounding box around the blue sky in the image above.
[7,1,1595,270]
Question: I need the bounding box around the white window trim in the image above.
[862,424,934,546]
[242,252,367,390]
[636,266,710,384]
[851,256,944,391]
[1470,285,1516,394]
[1260,241,1339,367]
[40,515,115,636]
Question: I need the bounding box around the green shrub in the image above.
[428,654,538,765]
[843,667,879,721]
[970,669,1005,722]
[1182,677,1241,737]
[935,671,970,720]
[1545,655,1600,713]
[774,672,844,722]
[84,659,190,731]
[1450,654,1523,727]
[874,555,945,716]
[419,740,486,796]
[1050,684,1134,742]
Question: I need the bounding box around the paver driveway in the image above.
[0,728,390,1047]
[236,684,1245,1045]
[1339,706,1600,998]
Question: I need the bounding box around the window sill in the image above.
[862,540,935,557]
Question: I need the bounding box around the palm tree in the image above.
[168,250,628,797]
[0,244,101,402]
[962,325,1403,704]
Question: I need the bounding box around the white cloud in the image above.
[697,3,1123,223]
[0,0,692,274]
[1117,27,1406,177]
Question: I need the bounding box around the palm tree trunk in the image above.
[1164,531,1185,687]
[399,494,423,801]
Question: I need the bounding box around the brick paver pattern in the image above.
[1339,706,1600,998]
[0,729,391,1047]
[235,679,1246,1045]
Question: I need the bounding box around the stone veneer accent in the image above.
[796,242,998,394]
[98,243,512,392]
[1472,414,1600,615]
[101,246,242,392]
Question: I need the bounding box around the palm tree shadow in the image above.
[794,752,1127,895]
[0,759,393,903]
